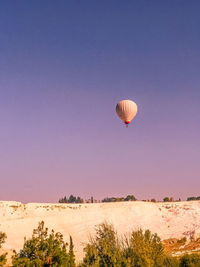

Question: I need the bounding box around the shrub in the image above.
[82,222,123,266]
[180,253,200,267]
[162,256,180,267]
[0,232,7,266]
[177,237,187,245]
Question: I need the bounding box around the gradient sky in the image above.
[0,1,199,203]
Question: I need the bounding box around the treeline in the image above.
[1,221,200,266]
[59,194,137,203]
[187,196,200,201]
[58,195,179,204]
[59,194,200,204]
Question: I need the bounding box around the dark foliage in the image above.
[0,232,7,266]
[180,253,200,267]
[102,195,136,203]
[59,195,84,204]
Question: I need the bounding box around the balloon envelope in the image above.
[116,100,137,126]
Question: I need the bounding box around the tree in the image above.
[124,229,165,266]
[59,195,83,204]
[0,232,7,266]
[69,195,76,203]
[59,196,68,203]
[13,221,73,266]
[125,195,136,201]
[82,222,123,266]
[187,197,196,201]
[163,197,170,202]
[69,236,75,267]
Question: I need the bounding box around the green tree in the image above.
[13,221,73,267]
[0,232,7,267]
[125,229,165,267]
[69,236,75,267]
[82,222,123,266]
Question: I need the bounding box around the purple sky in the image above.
[0,1,199,202]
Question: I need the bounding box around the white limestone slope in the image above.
[0,200,200,262]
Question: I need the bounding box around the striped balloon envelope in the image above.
[116,100,138,127]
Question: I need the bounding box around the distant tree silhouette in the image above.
[187,197,196,201]
[187,196,200,201]
[125,195,136,201]
[163,197,170,202]
[59,195,84,203]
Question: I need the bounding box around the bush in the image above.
[0,232,7,266]
[162,256,180,267]
[180,253,200,267]
[177,237,187,245]
[13,221,75,267]
[82,222,123,266]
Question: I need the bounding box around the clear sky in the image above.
[0,1,199,203]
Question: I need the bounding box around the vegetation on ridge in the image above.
[59,194,200,203]
[0,220,198,266]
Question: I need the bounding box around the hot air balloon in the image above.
[116,99,138,127]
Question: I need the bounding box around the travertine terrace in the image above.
[1,200,200,262]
